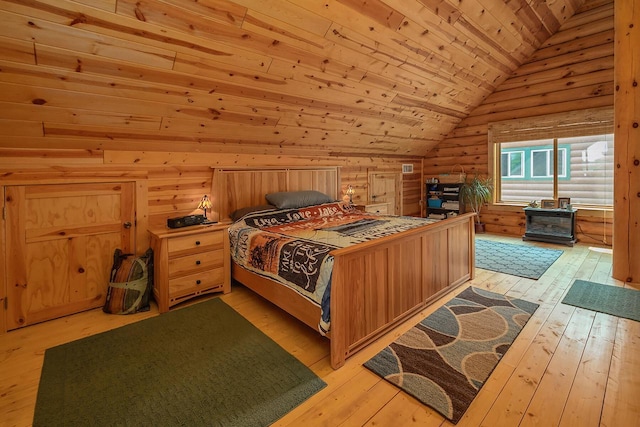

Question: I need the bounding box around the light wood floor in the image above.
[1,234,638,427]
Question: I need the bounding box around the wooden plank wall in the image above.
[423,0,614,246]
[0,150,423,250]
[0,0,581,158]
[0,0,610,245]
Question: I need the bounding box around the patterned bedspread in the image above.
[228,202,436,334]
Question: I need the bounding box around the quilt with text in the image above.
[228,202,436,333]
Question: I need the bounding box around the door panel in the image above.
[369,172,401,215]
[5,182,135,329]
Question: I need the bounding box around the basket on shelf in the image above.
[437,164,466,184]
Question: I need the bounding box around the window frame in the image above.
[488,107,614,209]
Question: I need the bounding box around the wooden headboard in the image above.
[211,167,340,222]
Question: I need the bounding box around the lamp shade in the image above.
[346,185,355,204]
[197,195,212,210]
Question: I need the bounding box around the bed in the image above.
[212,167,475,369]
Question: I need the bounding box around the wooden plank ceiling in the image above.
[0,0,585,157]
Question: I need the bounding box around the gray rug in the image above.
[475,239,563,279]
[562,280,640,322]
[34,298,326,427]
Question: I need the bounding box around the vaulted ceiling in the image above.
[0,0,586,157]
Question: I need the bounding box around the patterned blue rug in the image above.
[364,287,539,424]
[475,239,563,279]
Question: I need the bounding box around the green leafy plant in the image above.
[460,175,494,224]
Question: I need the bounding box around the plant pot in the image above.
[474,222,486,233]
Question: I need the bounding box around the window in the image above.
[501,151,524,178]
[531,148,567,178]
[489,107,614,207]
[531,149,551,178]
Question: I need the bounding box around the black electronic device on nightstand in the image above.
[166,214,208,229]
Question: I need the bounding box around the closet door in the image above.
[369,172,401,215]
[4,182,135,330]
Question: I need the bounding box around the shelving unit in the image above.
[425,182,464,220]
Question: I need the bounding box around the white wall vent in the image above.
[402,164,414,174]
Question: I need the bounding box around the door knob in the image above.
[123,221,132,229]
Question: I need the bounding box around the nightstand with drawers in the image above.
[149,223,231,313]
[354,202,390,215]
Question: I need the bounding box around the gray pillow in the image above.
[265,190,334,209]
[230,204,276,222]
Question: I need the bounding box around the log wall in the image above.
[424,0,614,246]
[0,0,622,255]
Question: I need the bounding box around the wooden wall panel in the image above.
[0,0,620,249]
[147,167,213,228]
[0,0,583,157]
[0,9,176,69]
[0,35,35,64]
[424,0,614,245]
[0,149,424,256]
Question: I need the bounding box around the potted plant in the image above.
[460,175,494,233]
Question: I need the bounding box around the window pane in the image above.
[501,151,524,178]
[499,139,554,202]
[558,134,614,206]
[501,153,509,177]
[532,150,549,177]
[510,152,523,176]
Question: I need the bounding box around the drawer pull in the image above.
[195,240,201,246]
[195,260,201,265]
[196,279,201,285]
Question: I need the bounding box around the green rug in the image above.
[562,280,640,322]
[364,286,538,424]
[475,239,563,279]
[34,298,326,427]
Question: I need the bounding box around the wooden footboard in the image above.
[329,212,475,368]
[232,213,475,369]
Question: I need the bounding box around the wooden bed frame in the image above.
[213,167,475,369]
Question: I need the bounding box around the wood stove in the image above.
[523,207,577,246]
